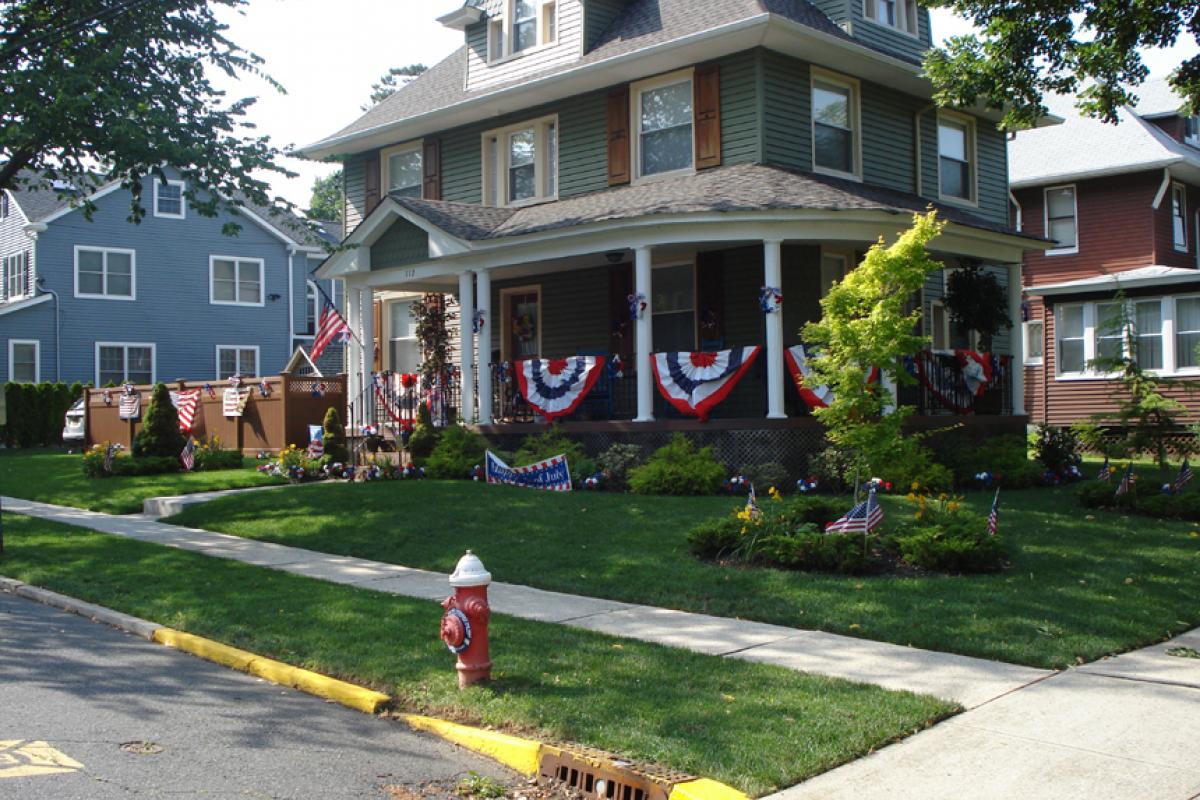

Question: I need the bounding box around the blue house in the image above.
[0,173,343,387]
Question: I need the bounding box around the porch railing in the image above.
[899,351,1014,417]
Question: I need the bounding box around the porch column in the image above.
[763,239,786,419]
[345,284,362,399]
[360,285,374,383]
[476,269,493,425]
[458,270,476,424]
[634,245,654,422]
[1008,262,1026,415]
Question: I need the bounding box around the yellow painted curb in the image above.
[152,627,391,714]
[669,778,751,800]
[401,714,543,775]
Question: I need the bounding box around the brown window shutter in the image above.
[696,250,725,347]
[694,64,721,170]
[423,138,442,201]
[607,87,631,186]
[364,152,381,214]
[373,299,384,372]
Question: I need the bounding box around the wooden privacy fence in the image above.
[85,373,347,454]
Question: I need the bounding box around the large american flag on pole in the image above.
[826,488,884,533]
[311,297,352,361]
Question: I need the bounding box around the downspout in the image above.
[1151,167,1172,210]
[914,105,934,197]
[287,246,298,353]
[35,279,60,382]
[1009,190,1023,231]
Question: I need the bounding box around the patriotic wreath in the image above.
[651,347,761,422]
[515,356,606,422]
[784,345,880,410]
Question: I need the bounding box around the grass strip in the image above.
[0,449,283,514]
[166,480,1200,669]
[0,513,955,797]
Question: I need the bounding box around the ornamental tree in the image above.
[133,383,185,459]
[944,263,1011,351]
[0,0,300,234]
[802,212,947,478]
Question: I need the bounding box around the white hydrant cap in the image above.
[449,550,492,587]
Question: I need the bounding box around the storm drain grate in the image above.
[538,747,692,800]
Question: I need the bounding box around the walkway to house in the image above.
[3,495,1049,709]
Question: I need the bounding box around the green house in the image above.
[303,0,1049,463]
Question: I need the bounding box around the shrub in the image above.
[322,407,350,464]
[806,447,856,493]
[193,436,244,471]
[1033,425,1082,476]
[686,515,743,559]
[759,527,870,574]
[425,425,490,480]
[739,462,790,493]
[596,443,643,490]
[133,383,185,458]
[407,402,442,464]
[891,494,1009,573]
[82,444,180,478]
[628,434,724,495]
[514,429,596,484]
[936,434,1041,489]
[3,381,80,447]
[875,441,953,494]
[1077,478,1200,520]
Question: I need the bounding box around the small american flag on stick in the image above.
[1097,457,1111,482]
[1174,460,1193,493]
[180,438,196,472]
[826,488,883,534]
[1115,464,1134,498]
[987,488,1000,536]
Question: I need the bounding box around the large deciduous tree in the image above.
[0,0,295,232]
[307,170,343,223]
[924,0,1199,130]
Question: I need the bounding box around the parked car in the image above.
[63,399,85,444]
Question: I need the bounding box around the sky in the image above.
[210,1,1200,213]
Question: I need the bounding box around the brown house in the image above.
[1011,80,1200,426]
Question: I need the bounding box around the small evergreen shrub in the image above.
[407,402,442,464]
[806,447,856,493]
[82,444,180,478]
[891,494,1009,573]
[1077,479,1200,520]
[425,425,490,480]
[514,429,596,484]
[322,407,350,464]
[132,383,185,459]
[628,434,724,495]
[596,443,643,490]
[936,434,1041,488]
[1033,424,1082,476]
[759,527,870,574]
[739,462,790,493]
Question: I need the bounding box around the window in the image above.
[389,300,420,373]
[812,74,859,178]
[1094,301,1125,365]
[1176,297,1200,369]
[1023,320,1044,365]
[216,346,259,380]
[75,246,135,300]
[930,300,949,350]
[1043,185,1078,253]
[210,256,264,306]
[651,263,695,352]
[1172,183,1188,251]
[487,0,556,61]
[938,114,974,202]
[382,144,422,198]
[1134,300,1164,370]
[96,343,154,386]
[635,72,694,179]
[1057,304,1086,374]
[512,0,537,52]
[3,252,28,300]
[153,180,185,219]
[9,340,38,383]
[488,18,505,60]
[1186,116,1200,147]
[542,1,557,42]
[0,193,8,220]
[820,253,848,298]
[305,282,319,336]
[482,116,558,206]
[863,0,916,33]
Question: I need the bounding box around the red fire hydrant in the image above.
[440,550,492,689]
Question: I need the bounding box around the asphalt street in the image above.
[0,591,513,799]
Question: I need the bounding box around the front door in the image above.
[504,288,541,360]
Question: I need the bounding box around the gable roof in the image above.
[1009,84,1200,189]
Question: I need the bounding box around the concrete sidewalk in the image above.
[5,495,1050,708]
[769,633,1200,799]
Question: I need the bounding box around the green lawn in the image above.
[0,514,953,797]
[167,480,1200,670]
[0,448,285,514]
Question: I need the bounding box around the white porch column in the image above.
[360,285,374,381]
[458,270,476,424]
[763,239,787,419]
[1008,263,1026,416]
[476,269,493,425]
[634,245,654,422]
[345,284,362,398]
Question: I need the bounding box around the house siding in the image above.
[465,0,585,92]
[0,301,54,383]
[0,190,35,302]
[583,0,627,51]
[920,111,1009,227]
[761,51,810,171]
[719,51,763,166]
[846,1,932,63]
[344,153,371,234]
[860,78,918,194]
[372,221,430,269]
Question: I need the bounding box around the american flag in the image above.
[745,483,760,519]
[311,297,352,361]
[1097,456,1111,482]
[176,390,201,433]
[180,438,196,471]
[103,443,118,474]
[826,488,884,533]
[307,430,325,460]
[1115,464,1134,497]
[1174,460,1193,492]
[987,488,1000,536]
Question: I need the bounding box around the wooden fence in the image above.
[85,373,347,454]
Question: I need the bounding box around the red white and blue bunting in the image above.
[516,356,606,422]
[784,345,881,411]
[651,347,762,421]
[957,349,994,397]
[485,450,573,492]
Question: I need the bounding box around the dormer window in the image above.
[864,0,917,34]
[483,116,558,207]
[513,0,537,52]
[1186,116,1199,147]
[382,143,423,198]
[487,0,557,62]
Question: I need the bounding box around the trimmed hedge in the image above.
[1077,479,1200,520]
[2,382,83,448]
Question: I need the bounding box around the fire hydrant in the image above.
[440,550,492,689]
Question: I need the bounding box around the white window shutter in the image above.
[24,251,33,296]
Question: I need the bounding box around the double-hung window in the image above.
[1172,183,1188,251]
[210,256,264,306]
[305,282,319,336]
[153,180,185,219]
[863,0,917,33]
[488,0,557,61]
[1176,297,1200,370]
[9,340,38,383]
[3,252,28,300]
[0,193,8,219]
[1093,301,1125,366]
[75,246,135,300]
[483,116,558,206]
[97,343,154,386]
[216,346,258,380]
[382,144,422,198]
[938,113,975,202]
[1057,304,1087,374]
[1133,300,1164,370]
[634,71,694,179]
[1044,185,1078,253]
[512,0,537,52]
[389,300,421,373]
[812,73,859,178]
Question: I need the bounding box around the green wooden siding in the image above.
[584,0,628,51]
[861,80,919,194]
[919,111,1009,227]
[808,0,851,25]
[343,152,371,232]
[489,264,613,358]
[848,2,933,63]
[371,220,429,270]
[719,51,762,166]
[761,51,810,171]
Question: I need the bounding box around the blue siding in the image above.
[0,300,55,383]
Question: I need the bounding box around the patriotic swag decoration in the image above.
[485,451,572,492]
[629,293,647,321]
[904,351,1001,414]
[223,388,251,418]
[118,386,140,420]
[957,350,994,397]
[172,390,201,433]
[516,356,606,422]
[652,347,762,422]
[759,286,783,314]
[784,345,880,410]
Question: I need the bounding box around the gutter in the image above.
[1151,167,1172,209]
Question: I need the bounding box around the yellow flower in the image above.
[906,492,916,502]
[947,501,960,512]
